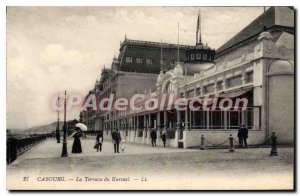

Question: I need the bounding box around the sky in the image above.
[7,6,264,129]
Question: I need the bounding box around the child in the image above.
[121,140,126,153]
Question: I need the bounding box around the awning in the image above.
[218,88,252,98]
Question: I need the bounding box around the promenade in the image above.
[7,137,294,190]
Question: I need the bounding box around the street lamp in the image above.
[61,90,68,157]
[56,92,61,143]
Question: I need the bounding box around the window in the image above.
[187,90,194,98]
[196,53,201,59]
[136,57,142,64]
[170,60,176,65]
[189,107,256,130]
[204,84,214,94]
[191,111,207,129]
[146,58,152,64]
[209,110,223,129]
[227,76,242,88]
[195,87,201,95]
[125,56,132,63]
[217,81,223,91]
[246,108,254,129]
[191,54,195,60]
[227,110,241,129]
[245,72,253,83]
[203,54,207,60]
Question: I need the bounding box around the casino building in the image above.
[81,7,294,148]
[80,36,194,133]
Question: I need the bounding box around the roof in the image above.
[117,39,194,74]
[216,7,294,57]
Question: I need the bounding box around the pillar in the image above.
[163,110,167,133]
[175,110,181,142]
[143,115,146,143]
[157,112,161,131]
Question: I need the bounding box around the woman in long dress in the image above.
[71,128,82,153]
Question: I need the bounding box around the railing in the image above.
[138,130,143,137]
[85,130,98,136]
[7,134,47,164]
[166,131,176,139]
[122,39,194,49]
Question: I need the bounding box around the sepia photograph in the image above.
[6,6,295,190]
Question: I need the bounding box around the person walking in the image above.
[71,127,82,153]
[241,125,248,148]
[96,131,103,152]
[112,129,121,153]
[161,132,167,147]
[150,129,157,147]
[237,125,243,148]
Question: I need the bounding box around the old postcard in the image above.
[6,6,295,190]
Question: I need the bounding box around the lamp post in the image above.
[61,90,68,157]
[56,92,61,143]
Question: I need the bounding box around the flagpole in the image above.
[199,9,201,44]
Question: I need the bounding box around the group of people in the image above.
[69,127,104,154]
[69,124,248,154]
[68,128,123,154]
[150,129,167,147]
[70,127,169,154]
[96,129,123,153]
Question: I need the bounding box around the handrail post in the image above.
[229,134,234,152]
[200,135,205,150]
[270,132,278,156]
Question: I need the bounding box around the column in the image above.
[214,81,218,93]
[183,105,189,148]
[143,115,146,143]
[163,110,167,133]
[222,76,226,91]
[157,112,161,131]
[136,116,139,142]
[175,110,181,141]
[148,114,152,144]
[241,69,246,85]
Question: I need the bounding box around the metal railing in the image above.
[7,134,47,164]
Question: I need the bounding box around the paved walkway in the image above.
[12,137,196,163]
[7,138,294,190]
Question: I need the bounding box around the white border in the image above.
[1,0,298,195]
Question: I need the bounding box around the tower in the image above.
[183,9,216,75]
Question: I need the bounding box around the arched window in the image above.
[191,54,195,60]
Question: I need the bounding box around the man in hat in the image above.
[150,129,157,147]
[112,129,121,153]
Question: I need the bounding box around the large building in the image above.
[82,7,294,148]
[80,37,194,132]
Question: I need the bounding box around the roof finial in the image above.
[125,34,127,41]
[196,9,202,45]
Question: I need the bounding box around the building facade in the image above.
[80,37,194,133]
[82,7,294,148]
